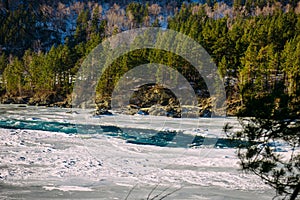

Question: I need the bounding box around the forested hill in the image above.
[0,0,299,116]
[0,0,299,54]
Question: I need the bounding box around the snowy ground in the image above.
[0,105,278,199]
[0,129,275,199]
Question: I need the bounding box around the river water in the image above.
[0,104,276,199]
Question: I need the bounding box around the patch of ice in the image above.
[43,185,93,191]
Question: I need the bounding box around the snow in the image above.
[0,104,284,199]
[43,185,94,192]
[0,128,274,199]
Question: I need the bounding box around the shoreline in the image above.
[0,96,240,117]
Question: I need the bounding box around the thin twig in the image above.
[150,185,182,200]
[125,184,138,200]
[147,183,160,200]
[149,185,172,200]
[158,186,182,200]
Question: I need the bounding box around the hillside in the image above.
[0,0,299,116]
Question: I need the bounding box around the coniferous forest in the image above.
[0,0,299,115]
[1,1,300,199]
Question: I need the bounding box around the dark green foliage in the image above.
[75,9,90,43]
[229,90,300,199]
[0,2,60,56]
[167,3,300,114]
[126,2,148,28]
[0,1,299,198]
[0,53,7,74]
[0,1,300,115]
[95,48,207,102]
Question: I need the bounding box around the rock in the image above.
[166,109,181,118]
[69,160,76,166]
[202,109,212,117]
[137,110,148,115]
[98,161,103,166]
[19,157,26,161]
[66,110,79,114]
[124,108,138,115]
[127,104,139,110]
[226,99,242,116]
[28,92,65,106]
[95,109,113,116]
[120,104,139,115]
[181,106,200,118]
[148,105,168,116]
[1,97,14,104]
[18,105,27,107]
[1,96,29,104]
[95,99,110,110]
[53,94,72,108]
[0,93,73,107]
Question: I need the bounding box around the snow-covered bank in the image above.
[0,128,275,199]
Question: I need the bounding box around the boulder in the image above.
[137,110,149,115]
[181,106,200,118]
[148,105,168,116]
[95,109,113,116]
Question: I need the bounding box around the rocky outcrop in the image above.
[52,94,72,108]
[226,99,242,116]
[1,96,29,104]
[93,84,219,118]
[0,93,72,108]
[0,86,240,117]
[28,93,65,106]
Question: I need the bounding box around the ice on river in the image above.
[0,105,278,199]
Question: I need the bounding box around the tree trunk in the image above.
[290,182,300,200]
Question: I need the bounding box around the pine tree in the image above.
[3,57,24,96]
[74,9,90,43]
[239,42,258,101]
[281,37,300,97]
[0,53,7,74]
[91,5,101,35]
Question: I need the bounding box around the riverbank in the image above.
[0,93,241,117]
[0,93,72,108]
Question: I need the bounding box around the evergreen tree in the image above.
[75,9,90,43]
[91,5,101,35]
[0,53,7,74]
[3,57,24,96]
[231,91,300,200]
